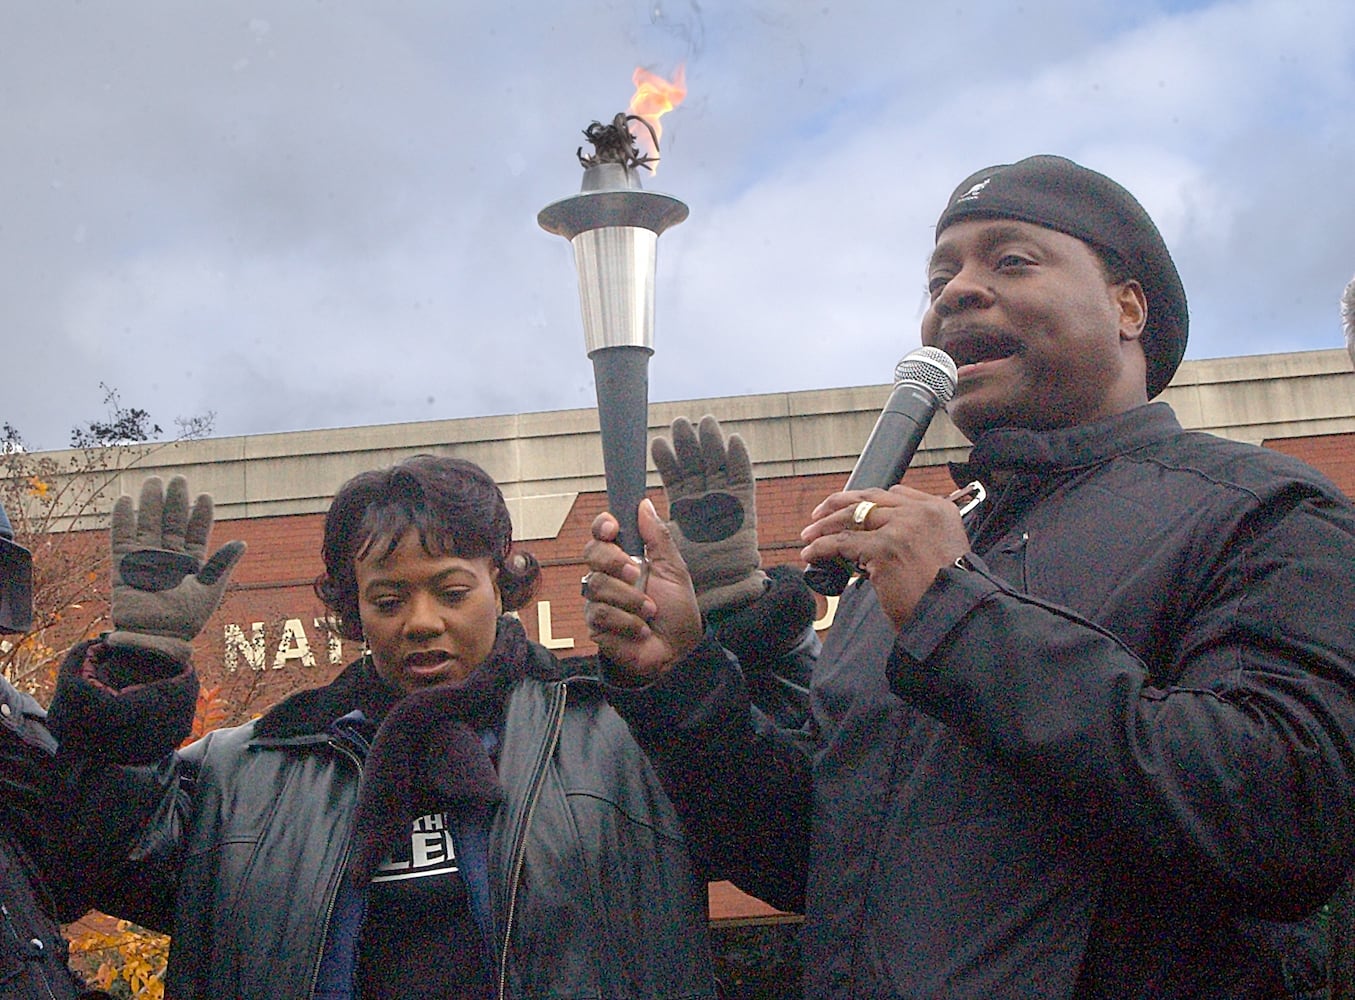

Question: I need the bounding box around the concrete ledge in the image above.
[9,349,1354,536]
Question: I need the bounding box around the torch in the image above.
[538,71,688,557]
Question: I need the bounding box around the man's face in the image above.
[921,218,1147,441]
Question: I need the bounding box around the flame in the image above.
[627,65,686,165]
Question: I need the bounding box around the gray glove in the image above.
[652,415,767,615]
[107,475,246,667]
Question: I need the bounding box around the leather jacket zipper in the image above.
[305,736,364,999]
[496,682,568,1000]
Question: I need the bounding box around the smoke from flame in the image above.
[628,65,686,165]
[1342,273,1355,366]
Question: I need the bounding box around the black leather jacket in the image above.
[95,643,717,1000]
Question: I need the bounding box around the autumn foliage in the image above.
[67,917,170,999]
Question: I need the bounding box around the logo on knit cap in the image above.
[955,178,991,203]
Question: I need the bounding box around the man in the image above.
[0,479,242,998]
[582,155,1355,998]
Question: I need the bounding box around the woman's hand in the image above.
[583,499,704,683]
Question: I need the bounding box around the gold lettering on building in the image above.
[315,618,344,664]
[223,622,267,672]
[535,601,575,650]
[225,602,580,670]
[274,618,316,669]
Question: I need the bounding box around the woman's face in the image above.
[355,529,501,694]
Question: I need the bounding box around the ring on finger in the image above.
[851,500,878,529]
[580,572,592,597]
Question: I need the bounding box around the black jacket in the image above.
[1,638,200,1000]
[90,636,717,1000]
[611,403,1355,999]
[0,677,110,1000]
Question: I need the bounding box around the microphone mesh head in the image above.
[894,346,958,404]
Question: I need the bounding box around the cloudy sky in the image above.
[4,0,1354,449]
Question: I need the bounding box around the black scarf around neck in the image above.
[346,615,537,885]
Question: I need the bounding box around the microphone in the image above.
[803,346,958,596]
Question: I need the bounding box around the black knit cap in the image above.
[935,154,1188,400]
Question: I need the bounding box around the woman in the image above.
[76,456,718,1000]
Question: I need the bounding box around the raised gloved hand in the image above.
[652,415,767,616]
[107,475,246,667]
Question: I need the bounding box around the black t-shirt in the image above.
[356,810,492,1000]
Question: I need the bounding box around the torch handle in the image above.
[590,346,652,558]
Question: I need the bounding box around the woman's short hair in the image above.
[314,455,540,640]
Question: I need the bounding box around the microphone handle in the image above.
[803,384,939,597]
[803,557,853,597]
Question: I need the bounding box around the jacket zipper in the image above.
[496,682,568,1000]
[304,736,364,1000]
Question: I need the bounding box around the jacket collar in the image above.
[255,654,401,740]
[254,615,566,740]
[950,401,1182,483]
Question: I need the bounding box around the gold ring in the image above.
[851,500,878,529]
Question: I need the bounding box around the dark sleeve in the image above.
[0,668,183,924]
[604,633,814,913]
[889,488,1355,918]
[35,641,199,928]
[46,639,198,764]
[46,751,187,928]
[706,563,819,730]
